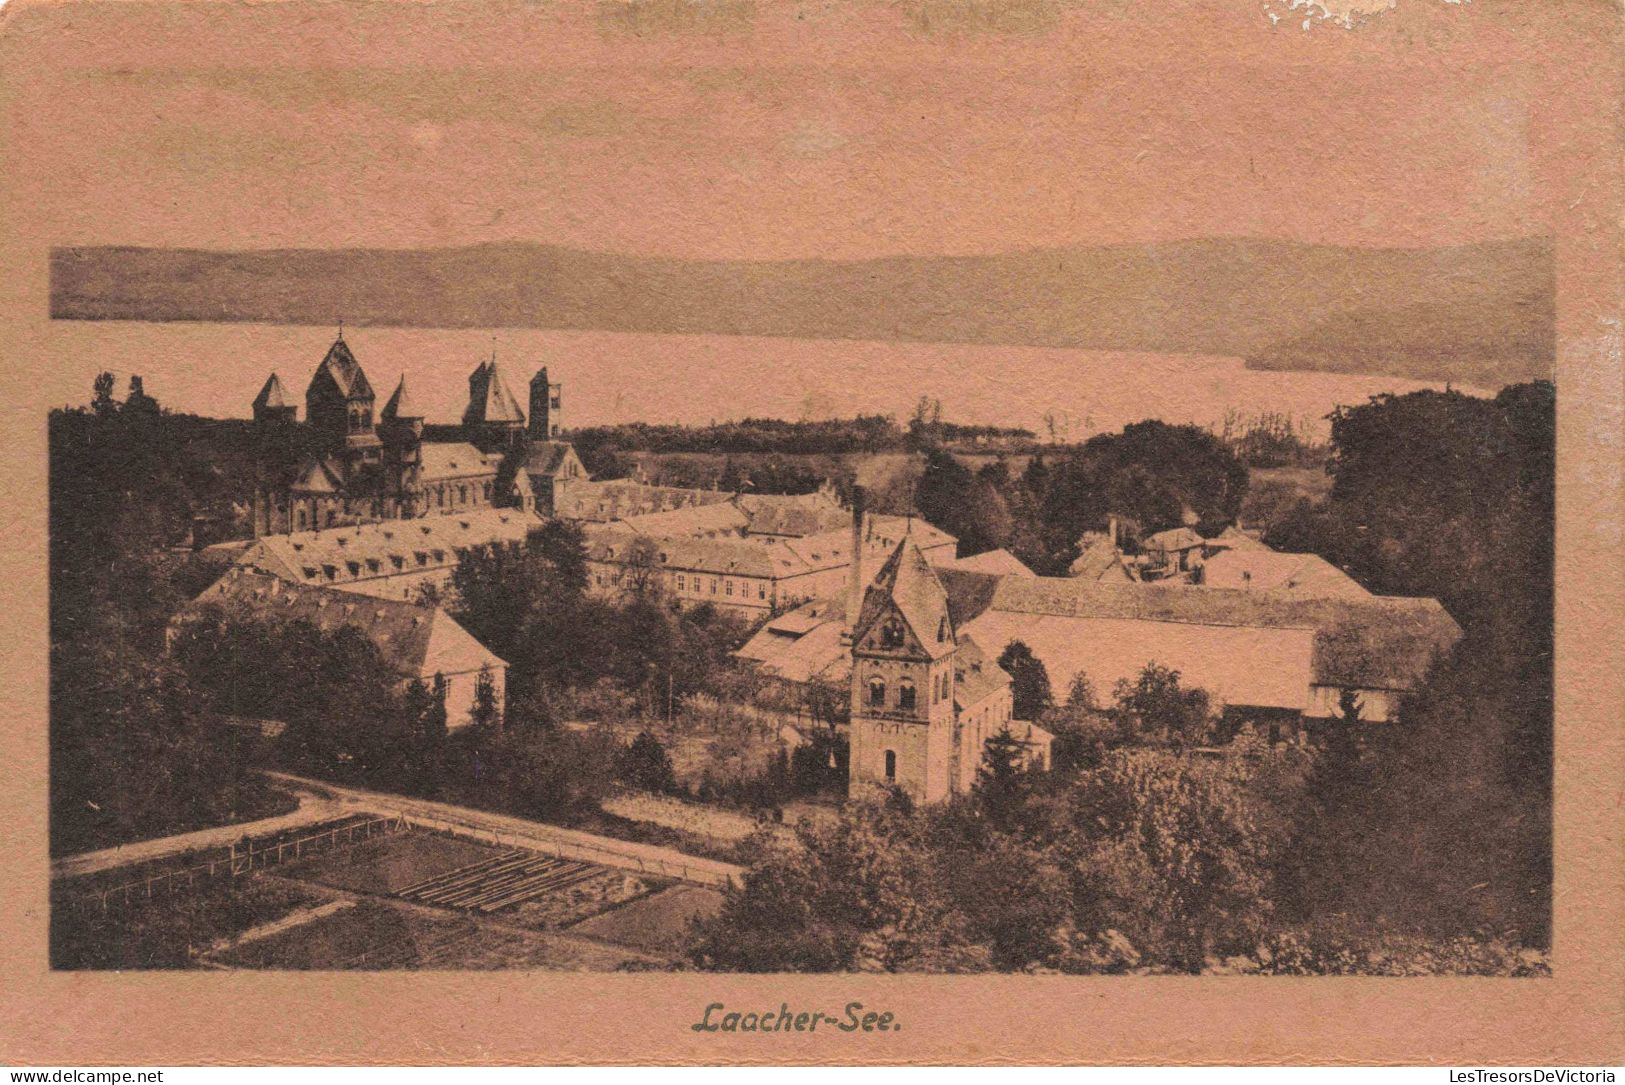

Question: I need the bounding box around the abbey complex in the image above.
[183,332,1469,806]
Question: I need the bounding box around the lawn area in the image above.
[216,897,657,970]
[567,884,725,956]
[51,874,332,970]
[281,830,501,896]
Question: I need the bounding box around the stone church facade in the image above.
[249,335,585,536]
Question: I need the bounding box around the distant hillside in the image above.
[50,237,1554,385]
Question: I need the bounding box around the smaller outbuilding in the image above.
[172,568,508,731]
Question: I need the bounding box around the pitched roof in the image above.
[936,548,1035,578]
[1213,525,1271,552]
[418,442,499,482]
[555,480,735,522]
[1201,549,1373,600]
[291,457,343,494]
[735,599,852,684]
[584,525,799,579]
[177,568,505,679]
[1069,535,1133,581]
[1144,527,1205,552]
[933,568,1004,628]
[854,540,956,660]
[614,500,750,539]
[235,507,543,595]
[952,635,1011,711]
[735,568,1459,704]
[978,576,1460,691]
[252,373,291,411]
[959,607,1317,711]
[311,337,373,401]
[737,492,851,538]
[524,440,581,478]
[463,359,526,425]
[380,377,421,421]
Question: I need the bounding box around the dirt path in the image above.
[206,898,357,955]
[51,792,343,882]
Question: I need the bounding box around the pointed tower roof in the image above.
[252,372,291,411]
[464,357,526,425]
[381,377,421,421]
[854,538,956,660]
[311,336,374,401]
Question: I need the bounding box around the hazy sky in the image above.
[3,0,1613,426]
[4,0,1587,258]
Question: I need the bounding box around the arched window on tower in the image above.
[898,677,916,711]
[867,676,886,708]
[938,616,949,642]
[880,619,905,649]
[884,750,897,782]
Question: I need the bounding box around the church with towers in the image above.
[248,333,586,537]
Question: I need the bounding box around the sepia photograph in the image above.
[2,0,1620,1069]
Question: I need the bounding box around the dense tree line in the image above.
[49,381,286,855]
[570,412,1034,463]
[1262,383,1555,946]
[912,420,1248,568]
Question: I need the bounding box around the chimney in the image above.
[842,487,867,643]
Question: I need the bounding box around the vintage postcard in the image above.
[0,0,1620,1067]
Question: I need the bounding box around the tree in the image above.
[1113,663,1211,749]
[1039,421,1248,548]
[974,727,1033,825]
[1261,384,1554,949]
[470,663,502,732]
[690,803,962,972]
[1065,751,1281,971]
[1042,673,1115,772]
[91,371,118,417]
[620,536,664,601]
[914,448,977,548]
[401,675,449,792]
[616,731,678,794]
[996,641,1053,721]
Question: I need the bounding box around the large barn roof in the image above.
[974,576,1460,692]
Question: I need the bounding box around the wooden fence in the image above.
[71,815,409,914]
